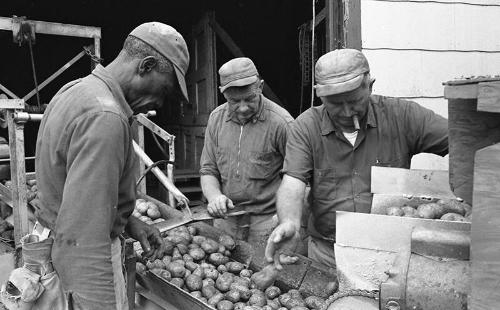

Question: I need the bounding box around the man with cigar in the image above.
[265,49,448,269]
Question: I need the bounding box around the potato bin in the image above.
[444,77,500,310]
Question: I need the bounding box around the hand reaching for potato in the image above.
[207,194,235,218]
[126,216,166,261]
[265,221,300,270]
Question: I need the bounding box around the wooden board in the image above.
[478,81,500,113]
[364,50,500,97]
[448,98,500,204]
[361,0,500,51]
[371,166,455,198]
[470,143,500,309]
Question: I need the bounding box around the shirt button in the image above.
[353,169,358,175]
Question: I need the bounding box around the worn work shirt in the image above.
[284,95,448,240]
[200,95,294,214]
[35,65,137,308]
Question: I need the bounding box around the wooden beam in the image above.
[209,20,283,105]
[0,99,24,109]
[6,110,29,247]
[0,84,19,99]
[23,50,86,101]
[344,0,362,50]
[0,16,101,38]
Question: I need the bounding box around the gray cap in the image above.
[130,22,190,102]
[314,49,370,97]
[218,57,259,93]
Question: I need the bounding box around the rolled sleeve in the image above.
[404,101,449,156]
[51,111,129,308]
[282,119,313,184]
[200,115,221,178]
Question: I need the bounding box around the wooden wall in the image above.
[358,0,500,170]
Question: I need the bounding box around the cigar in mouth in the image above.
[352,115,360,130]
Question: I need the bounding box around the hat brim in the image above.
[174,66,189,103]
[315,74,364,97]
[219,75,259,93]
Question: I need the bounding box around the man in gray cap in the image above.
[265,49,448,269]
[32,22,189,309]
[200,57,293,248]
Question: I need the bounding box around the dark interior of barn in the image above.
[0,1,312,165]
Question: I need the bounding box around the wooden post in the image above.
[124,239,136,310]
[6,110,29,250]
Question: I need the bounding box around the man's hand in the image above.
[265,221,300,270]
[171,188,190,208]
[126,216,165,261]
[207,194,234,218]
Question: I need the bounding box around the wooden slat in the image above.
[471,143,500,309]
[478,81,500,113]
[361,0,500,51]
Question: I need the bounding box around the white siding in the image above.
[366,50,500,97]
[362,1,500,51]
[360,0,500,169]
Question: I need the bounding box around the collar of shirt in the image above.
[225,94,266,124]
[91,64,134,120]
[320,97,378,136]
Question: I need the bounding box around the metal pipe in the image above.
[14,112,43,123]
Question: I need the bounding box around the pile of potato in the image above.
[3,179,38,202]
[136,225,330,310]
[386,198,472,222]
[132,198,165,225]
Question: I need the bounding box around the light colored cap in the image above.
[314,49,370,97]
[218,57,259,93]
[130,22,190,102]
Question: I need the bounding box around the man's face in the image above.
[223,81,263,124]
[320,81,372,132]
[128,59,178,114]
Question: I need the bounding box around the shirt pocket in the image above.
[216,147,230,180]
[374,155,404,168]
[247,151,276,180]
[312,168,338,202]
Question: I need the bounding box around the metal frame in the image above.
[0,17,101,248]
[0,98,42,246]
[0,16,101,100]
[134,112,177,208]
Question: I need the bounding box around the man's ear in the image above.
[369,77,376,89]
[138,56,158,75]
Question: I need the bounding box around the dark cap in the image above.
[130,22,190,102]
[314,49,370,97]
[218,57,259,93]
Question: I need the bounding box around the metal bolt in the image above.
[385,300,401,310]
